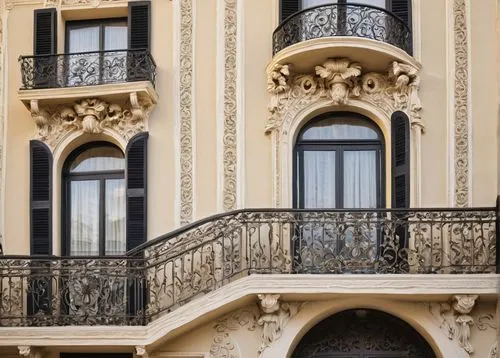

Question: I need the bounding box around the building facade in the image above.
[0,0,498,357]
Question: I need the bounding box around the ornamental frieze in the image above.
[265,58,422,135]
[29,92,153,149]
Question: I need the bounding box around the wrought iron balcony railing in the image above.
[0,207,497,326]
[19,49,157,90]
[273,3,412,55]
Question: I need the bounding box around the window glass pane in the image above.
[348,0,386,8]
[303,151,336,208]
[343,150,377,208]
[300,117,379,141]
[70,146,124,173]
[302,0,336,8]
[70,180,100,256]
[105,179,126,255]
[68,26,100,53]
[104,25,128,50]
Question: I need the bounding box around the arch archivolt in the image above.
[261,297,467,358]
[265,57,424,207]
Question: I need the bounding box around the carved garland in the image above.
[453,0,470,207]
[222,0,238,211]
[179,0,194,225]
[29,93,152,150]
[265,58,422,207]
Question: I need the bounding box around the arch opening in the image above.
[291,308,436,358]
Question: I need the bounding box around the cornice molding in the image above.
[0,274,497,347]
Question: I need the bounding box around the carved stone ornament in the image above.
[29,93,152,149]
[18,346,42,358]
[44,0,126,7]
[135,345,148,358]
[256,294,303,356]
[265,57,422,135]
[490,342,498,358]
[428,295,492,356]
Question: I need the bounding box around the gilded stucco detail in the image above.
[179,0,194,224]
[428,296,497,356]
[453,0,470,208]
[266,58,421,206]
[30,95,152,149]
[222,0,238,211]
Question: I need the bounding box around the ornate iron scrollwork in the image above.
[19,49,157,90]
[272,4,412,55]
[0,208,496,326]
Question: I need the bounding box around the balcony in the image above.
[270,3,416,74]
[18,49,158,110]
[0,207,497,327]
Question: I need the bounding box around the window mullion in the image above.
[99,179,106,256]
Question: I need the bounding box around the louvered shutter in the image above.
[391,112,410,209]
[280,0,300,22]
[30,140,53,255]
[126,133,148,251]
[128,1,151,50]
[33,8,57,88]
[29,140,53,317]
[389,0,412,29]
[34,8,57,55]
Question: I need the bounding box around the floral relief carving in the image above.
[428,295,496,356]
[490,342,498,358]
[210,306,259,358]
[18,346,43,358]
[222,0,238,211]
[30,94,152,149]
[453,0,470,208]
[179,0,194,225]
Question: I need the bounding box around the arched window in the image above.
[62,142,126,256]
[294,112,384,209]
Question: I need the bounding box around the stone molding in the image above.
[452,0,471,208]
[1,274,497,347]
[265,57,422,207]
[29,93,152,150]
[179,0,194,225]
[221,0,238,212]
[428,295,497,356]
[44,0,126,7]
[0,0,4,255]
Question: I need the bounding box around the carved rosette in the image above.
[266,58,422,135]
[29,93,152,150]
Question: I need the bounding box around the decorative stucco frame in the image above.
[265,58,424,208]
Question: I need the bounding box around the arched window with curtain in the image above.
[294,112,384,209]
[62,142,126,256]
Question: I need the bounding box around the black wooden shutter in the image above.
[126,132,148,251]
[128,1,151,50]
[30,140,53,255]
[391,112,410,209]
[34,8,57,55]
[280,0,300,22]
[389,0,412,29]
[29,140,53,317]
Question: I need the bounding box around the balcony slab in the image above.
[0,274,497,348]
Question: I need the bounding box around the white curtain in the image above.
[104,25,128,83]
[105,179,126,255]
[68,27,99,53]
[303,151,336,208]
[70,181,100,256]
[343,151,377,208]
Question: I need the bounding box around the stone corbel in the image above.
[29,100,50,140]
[453,295,478,354]
[315,58,362,105]
[256,294,303,356]
[135,345,149,358]
[18,346,43,358]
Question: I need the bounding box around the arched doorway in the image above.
[292,309,435,358]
